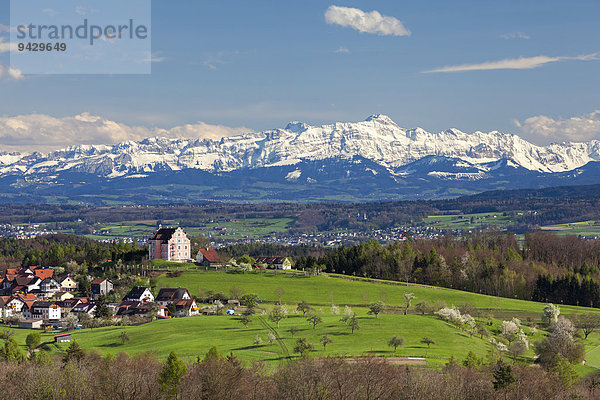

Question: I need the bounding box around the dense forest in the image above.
[0,183,599,233]
[0,234,145,270]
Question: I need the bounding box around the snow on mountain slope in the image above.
[0,114,598,178]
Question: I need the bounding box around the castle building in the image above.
[148,227,191,261]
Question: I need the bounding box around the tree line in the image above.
[293,231,600,307]
[0,234,145,270]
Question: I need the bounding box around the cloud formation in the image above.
[0,113,253,152]
[0,37,17,53]
[423,53,597,73]
[325,6,410,37]
[334,46,350,54]
[0,64,24,80]
[515,110,600,143]
[500,32,530,40]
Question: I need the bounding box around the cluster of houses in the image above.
[0,266,199,330]
[0,266,76,301]
[0,227,292,333]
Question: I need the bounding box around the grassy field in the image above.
[156,270,595,320]
[86,218,295,240]
[422,211,519,231]
[4,310,545,369]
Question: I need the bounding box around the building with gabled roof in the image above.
[123,286,155,303]
[59,276,78,292]
[39,277,61,294]
[171,299,199,317]
[23,301,61,321]
[0,296,25,318]
[71,302,96,317]
[90,278,113,299]
[196,248,222,266]
[149,227,191,262]
[156,287,192,305]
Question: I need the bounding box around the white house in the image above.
[59,276,78,292]
[123,286,155,303]
[172,299,200,317]
[24,301,61,321]
[71,302,97,317]
[0,296,24,318]
[155,288,192,306]
[39,278,61,294]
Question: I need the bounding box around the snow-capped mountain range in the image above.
[0,114,599,179]
[1,114,599,203]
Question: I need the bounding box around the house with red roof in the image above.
[196,248,222,266]
[33,268,54,280]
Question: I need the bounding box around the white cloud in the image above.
[325,6,410,37]
[200,50,242,70]
[0,37,17,53]
[422,53,598,73]
[142,51,166,63]
[203,61,217,70]
[42,8,57,16]
[0,113,253,152]
[0,24,15,33]
[500,32,530,40]
[6,67,24,80]
[0,64,25,80]
[334,46,350,54]
[515,110,600,143]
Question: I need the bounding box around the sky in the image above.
[0,0,599,152]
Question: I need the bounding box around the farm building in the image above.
[54,333,72,343]
[196,248,222,266]
[19,318,43,329]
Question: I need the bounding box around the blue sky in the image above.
[0,0,599,150]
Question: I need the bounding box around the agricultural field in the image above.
[87,217,295,241]
[541,220,600,237]
[421,211,520,231]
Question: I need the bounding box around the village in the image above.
[0,226,292,343]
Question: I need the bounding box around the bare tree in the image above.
[403,293,416,315]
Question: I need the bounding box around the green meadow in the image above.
[5,310,545,369]
[157,270,595,318]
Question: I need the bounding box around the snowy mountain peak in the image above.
[0,114,598,180]
[364,114,396,125]
[285,121,310,133]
